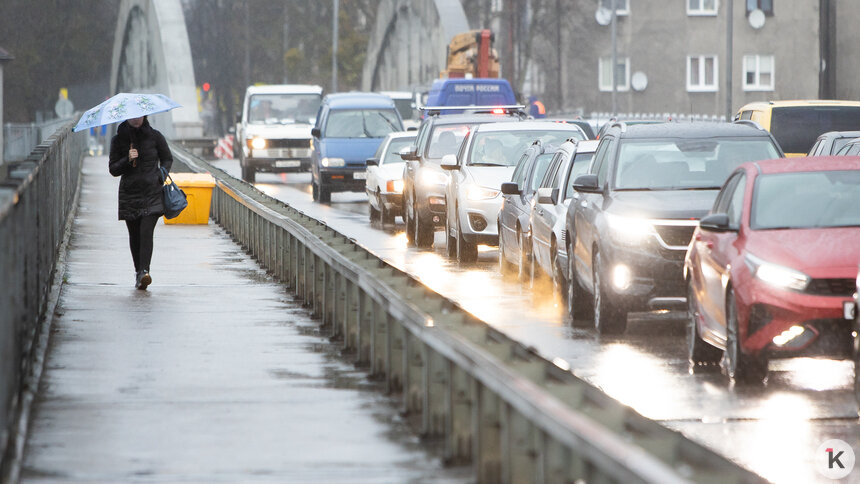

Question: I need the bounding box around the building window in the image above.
[599,57,630,91]
[688,0,718,15]
[490,0,503,13]
[599,0,629,15]
[743,55,774,91]
[746,0,773,15]
[687,55,718,91]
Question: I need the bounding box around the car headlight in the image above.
[605,213,656,245]
[386,179,404,193]
[250,137,266,150]
[745,253,810,291]
[419,169,448,187]
[466,185,500,201]
[321,157,345,167]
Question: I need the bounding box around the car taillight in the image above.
[491,108,505,115]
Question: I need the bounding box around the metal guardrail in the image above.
[171,144,766,484]
[0,121,85,473]
[3,117,75,163]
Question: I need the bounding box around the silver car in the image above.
[442,121,586,263]
[529,139,598,293]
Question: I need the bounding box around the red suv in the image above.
[685,157,860,383]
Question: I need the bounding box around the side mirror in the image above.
[407,126,418,131]
[366,158,378,167]
[235,112,242,124]
[536,187,559,205]
[699,213,734,232]
[399,146,418,161]
[440,154,459,170]
[572,174,602,194]
[500,182,521,195]
[311,127,321,138]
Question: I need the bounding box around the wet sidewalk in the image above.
[21,156,468,483]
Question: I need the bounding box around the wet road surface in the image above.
[212,163,860,484]
[21,157,470,483]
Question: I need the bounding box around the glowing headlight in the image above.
[386,179,405,193]
[612,264,632,290]
[606,213,656,245]
[250,137,267,150]
[466,185,500,201]
[321,157,345,167]
[419,170,448,187]
[745,253,810,291]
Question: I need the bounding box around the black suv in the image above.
[565,121,783,334]
[401,111,524,247]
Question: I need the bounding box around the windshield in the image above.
[468,130,582,167]
[771,106,860,153]
[752,171,860,229]
[614,138,780,190]
[564,152,595,199]
[381,138,414,165]
[324,109,402,138]
[426,125,471,160]
[248,93,321,124]
[392,99,416,121]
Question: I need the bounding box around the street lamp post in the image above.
[0,47,13,166]
[610,0,617,117]
[725,0,734,120]
[332,0,339,93]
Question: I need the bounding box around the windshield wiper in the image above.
[677,186,722,190]
[374,112,399,131]
[469,162,507,167]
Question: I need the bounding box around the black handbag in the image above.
[160,167,188,219]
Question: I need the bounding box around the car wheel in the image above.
[456,211,478,263]
[369,202,380,222]
[241,162,256,184]
[551,242,567,298]
[724,289,768,384]
[592,251,627,335]
[414,210,434,248]
[566,241,591,325]
[319,185,331,203]
[381,203,395,225]
[498,222,515,276]
[406,199,416,246]
[517,229,530,283]
[686,279,722,370]
[854,321,860,413]
[445,214,457,259]
[312,181,319,201]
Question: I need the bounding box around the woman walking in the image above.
[108,116,173,290]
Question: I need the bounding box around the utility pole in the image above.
[725,0,733,120]
[283,8,289,84]
[244,0,250,88]
[611,0,618,116]
[331,0,339,93]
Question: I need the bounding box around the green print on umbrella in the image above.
[135,95,156,112]
[107,99,128,120]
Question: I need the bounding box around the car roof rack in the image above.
[419,104,527,117]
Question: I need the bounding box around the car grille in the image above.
[653,224,696,248]
[806,278,856,297]
[267,138,311,149]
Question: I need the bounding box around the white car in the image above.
[529,139,598,293]
[365,131,416,223]
[442,121,586,262]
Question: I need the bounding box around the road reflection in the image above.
[211,162,859,484]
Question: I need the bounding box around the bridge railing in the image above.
[0,121,85,472]
[3,116,76,164]
[171,144,765,484]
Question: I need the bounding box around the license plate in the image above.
[275,160,301,168]
[844,301,857,321]
[353,171,366,180]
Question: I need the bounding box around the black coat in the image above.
[108,119,173,220]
